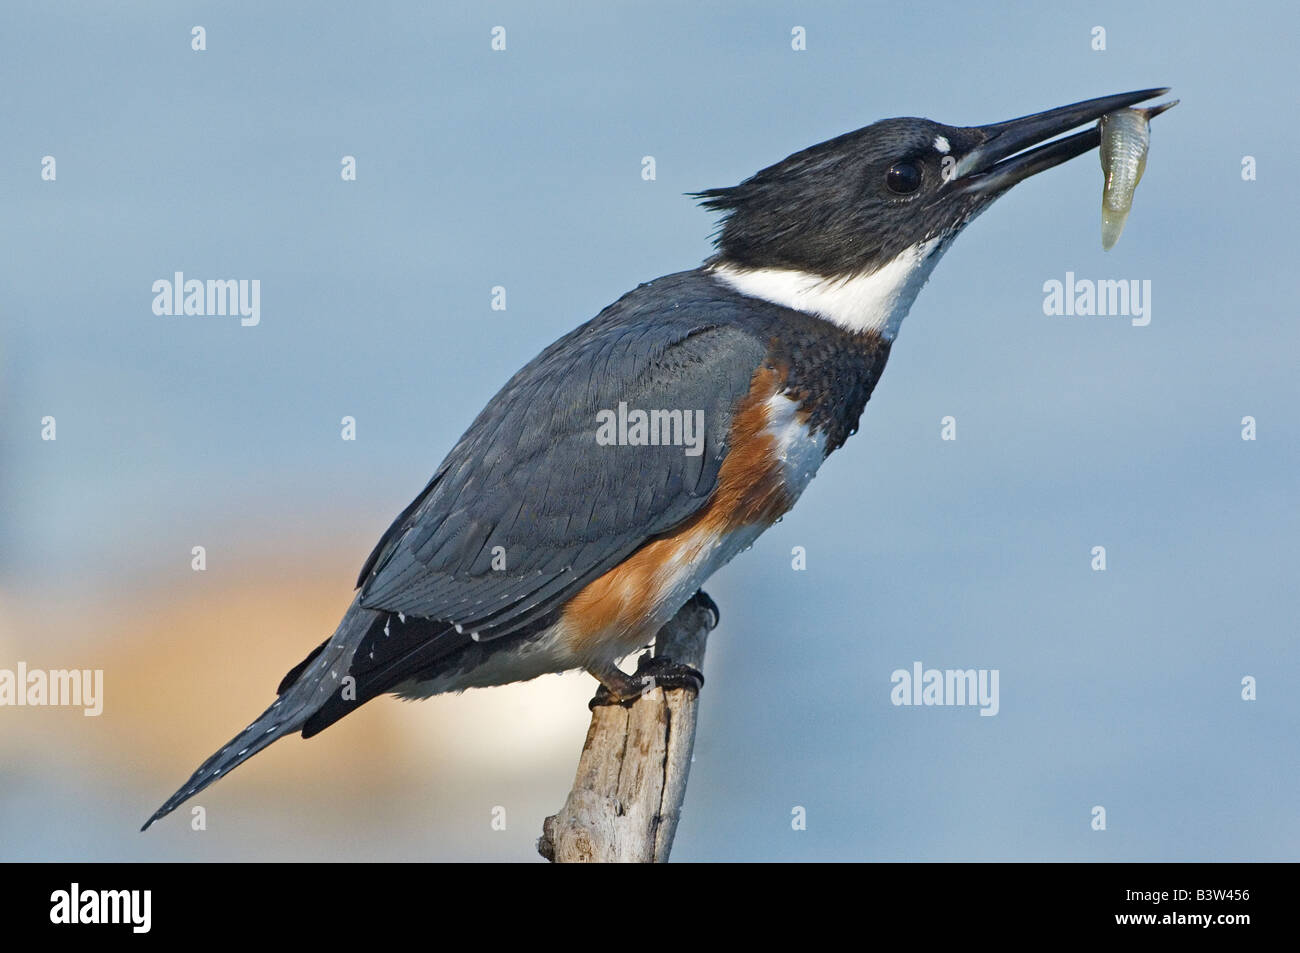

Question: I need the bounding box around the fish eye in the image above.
[885,161,923,194]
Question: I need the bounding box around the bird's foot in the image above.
[587,655,705,709]
[635,653,705,694]
[588,665,647,709]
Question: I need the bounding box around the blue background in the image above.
[2,1,1295,861]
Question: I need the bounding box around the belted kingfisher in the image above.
[144,88,1170,829]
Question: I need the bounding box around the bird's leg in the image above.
[587,663,650,709]
[628,589,711,693]
[586,589,715,708]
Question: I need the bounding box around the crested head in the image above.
[693,90,1175,339]
[694,118,994,281]
[696,118,997,340]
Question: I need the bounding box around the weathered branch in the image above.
[538,594,716,863]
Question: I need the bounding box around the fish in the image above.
[1098,100,1178,250]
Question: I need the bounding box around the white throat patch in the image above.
[710,237,946,340]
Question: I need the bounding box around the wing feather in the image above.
[356,296,768,642]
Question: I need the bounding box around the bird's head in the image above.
[699,88,1174,338]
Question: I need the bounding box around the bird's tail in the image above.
[140,596,380,831]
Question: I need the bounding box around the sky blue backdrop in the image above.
[3,1,1296,860]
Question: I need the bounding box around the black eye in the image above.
[886,161,922,194]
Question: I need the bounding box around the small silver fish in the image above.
[1098,100,1178,250]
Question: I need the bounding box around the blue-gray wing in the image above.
[355,289,768,640]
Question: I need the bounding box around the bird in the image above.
[143,87,1171,830]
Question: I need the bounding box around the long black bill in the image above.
[954,87,1176,194]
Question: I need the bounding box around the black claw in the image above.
[689,589,720,628]
[587,655,705,709]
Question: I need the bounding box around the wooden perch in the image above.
[538,593,717,863]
